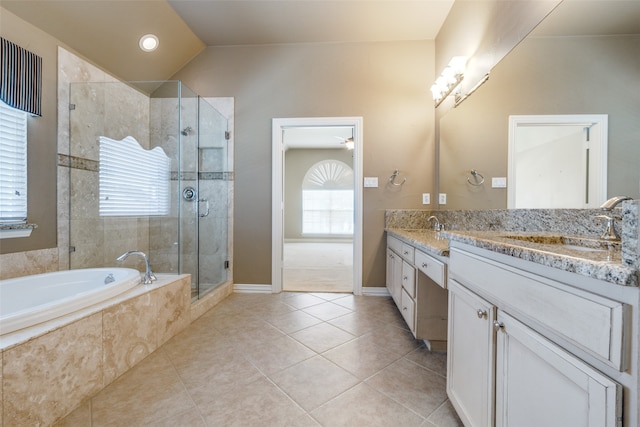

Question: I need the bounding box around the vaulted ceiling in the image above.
[1,0,454,82]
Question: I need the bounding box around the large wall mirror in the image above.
[438,0,640,210]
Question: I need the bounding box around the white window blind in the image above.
[0,99,28,223]
[99,136,170,216]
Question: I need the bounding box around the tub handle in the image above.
[199,198,210,217]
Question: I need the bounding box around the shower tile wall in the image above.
[59,47,152,273]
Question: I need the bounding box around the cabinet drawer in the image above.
[401,288,416,331]
[402,261,416,298]
[388,236,402,254]
[415,249,446,288]
[450,248,627,370]
[401,243,415,264]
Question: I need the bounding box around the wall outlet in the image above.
[363,177,378,188]
[439,193,447,205]
[492,177,507,188]
[422,193,430,204]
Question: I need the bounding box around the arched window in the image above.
[302,160,354,235]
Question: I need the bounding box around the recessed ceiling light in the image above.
[139,34,159,52]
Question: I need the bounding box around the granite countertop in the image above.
[442,230,638,287]
[385,228,450,257]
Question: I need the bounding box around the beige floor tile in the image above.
[328,310,385,336]
[425,400,464,427]
[266,309,324,334]
[405,345,447,376]
[283,292,327,309]
[365,358,448,418]
[310,382,424,427]
[243,334,316,375]
[360,323,423,356]
[90,350,195,427]
[291,322,355,353]
[323,335,402,379]
[302,301,354,321]
[147,408,207,427]
[270,356,360,411]
[196,376,305,425]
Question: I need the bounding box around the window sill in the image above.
[0,223,37,239]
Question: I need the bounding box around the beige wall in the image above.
[173,41,436,287]
[0,8,58,255]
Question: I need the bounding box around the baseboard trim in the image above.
[362,286,390,297]
[234,284,273,293]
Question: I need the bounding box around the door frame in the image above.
[272,116,363,295]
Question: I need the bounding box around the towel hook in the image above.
[388,169,407,186]
[467,169,485,186]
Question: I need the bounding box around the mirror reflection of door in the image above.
[283,126,354,293]
[508,115,608,209]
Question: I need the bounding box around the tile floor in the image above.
[56,292,463,427]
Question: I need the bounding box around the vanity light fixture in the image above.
[139,34,159,52]
[430,56,467,107]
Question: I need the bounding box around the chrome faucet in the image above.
[596,196,632,241]
[427,215,442,232]
[600,195,632,211]
[116,250,156,284]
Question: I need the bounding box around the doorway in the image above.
[272,117,363,295]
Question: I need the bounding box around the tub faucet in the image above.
[116,250,156,284]
[427,215,442,231]
[600,195,632,211]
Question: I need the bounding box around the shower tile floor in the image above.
[56,292,463,427]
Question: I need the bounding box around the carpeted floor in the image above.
[283,242,353,293]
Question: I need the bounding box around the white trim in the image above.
[272,117,364,295]
[233,284,273,293]
[508,114,608,209]
[362,287,391,297]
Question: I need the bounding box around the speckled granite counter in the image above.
[385,229,449,257]
[385,203,640,288]
[442,230,638,287]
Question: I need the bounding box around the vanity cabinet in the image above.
[386,235,448,350]
[447,243,625,427]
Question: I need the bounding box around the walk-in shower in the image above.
[67,80,232,300]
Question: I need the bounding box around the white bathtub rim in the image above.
[0,268,141,337]
[0,273,187,351]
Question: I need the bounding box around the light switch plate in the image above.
[492,177,507,188]
[422,193,430,204]
[439,193,447,204]
[364,177,378,188]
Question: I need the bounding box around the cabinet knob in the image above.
[421,262,428,268]
[493,320,504,331]
[476,309,487,319]
[403,306,407,311]
[404,251,409,255]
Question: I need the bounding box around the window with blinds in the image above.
[0,99,28,223]
[99,136,170,216]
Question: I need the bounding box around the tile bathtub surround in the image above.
[54,292,463,427]
[0,275,191,426]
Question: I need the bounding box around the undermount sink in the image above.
[499,234,620,253]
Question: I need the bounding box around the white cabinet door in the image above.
[495,311,622,427]
[447,279,496,427]
[386,248,402,306]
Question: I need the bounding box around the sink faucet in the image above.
[600,195,632,211]
[597,196,632,241]
[116,250,156,284]
[427,215,442,232]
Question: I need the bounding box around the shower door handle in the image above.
[198,198,210,217]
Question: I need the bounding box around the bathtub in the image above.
[0,268,141,336]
